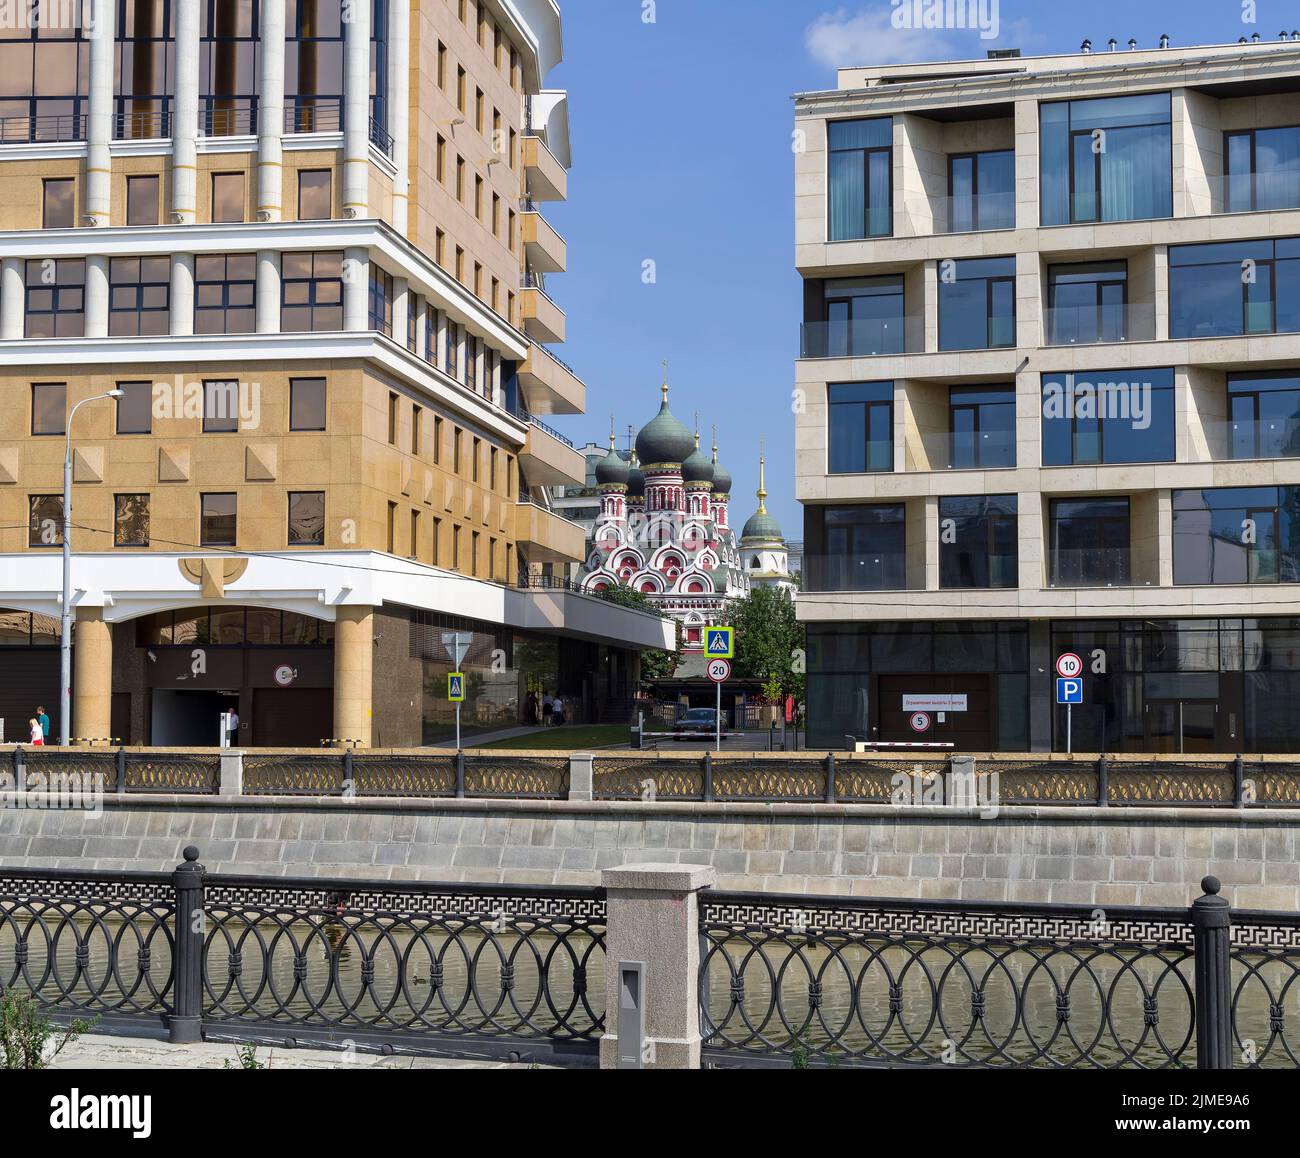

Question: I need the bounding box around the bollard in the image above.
[599,864,717,1069]
[1097,755,1110,807]
[454,750,466,798]
[824,751,837,804]
[702,752,714,803]
[1191,876,1233,1070]
[169,846,206,1044]
[1233,755,1245,806]
[342,747,354,795]
[115,746,127,793]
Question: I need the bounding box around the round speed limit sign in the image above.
[707,659,732,683]
[909,711,932,733]
[1056,653,1083,679]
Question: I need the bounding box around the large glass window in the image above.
[109,256,170,336]
[1169,238,1300,339]
[114,494,150,547]
[948,385,1015,469]
[1040,93,1172,226]
[368,266,393,335]
[211,171,245,222]
[200,0,259,135]
[286,0,343,132]
[195,253,255,334]
[1046,261,1129,344]
[1173,487,1300,585]
[828,117,892,241]
[281,251,343,331]
[0,14,88,142]
[938,257,1015,350]
[115,381,152,434]
[297,169,331,219]
[804,504,906,591]
[1227,372,1300,460]
[1226,125,1300,213]
[289,377,326,431]
[115,0,176,139]
[288,491,325,546]
[126,174,159,225]
[202,381,240,433]
[28,495,63,547]
[200,493,237,546]
[947,149,1015,232]
[42,178,74,228]
[1050,498,1130,587]
[31,383,66,435]
[828,382,893,474]
[25,259,84,338]
[940,495,1018,589]
[804,276,905,357]
[1041,367,1175,466]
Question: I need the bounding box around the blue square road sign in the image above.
[1056,678,1083,705]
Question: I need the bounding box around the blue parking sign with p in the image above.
[448,673,465,702]
[1056,678,1083,705]
[705,627,734,659]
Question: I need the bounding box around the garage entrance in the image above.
[150,690,240,746]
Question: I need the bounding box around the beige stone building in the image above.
[795,38,1300,754]
[0,0,671,747]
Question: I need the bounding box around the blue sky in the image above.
[544,0,1283,536]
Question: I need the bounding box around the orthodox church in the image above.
[580,381,795,656]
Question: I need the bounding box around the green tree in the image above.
[598,585,683,691]
[729,587,804,704]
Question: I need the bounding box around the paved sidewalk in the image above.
[49,1034,544,1070]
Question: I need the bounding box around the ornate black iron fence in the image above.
[0,851,606,1062]
[699,879,1300,1069]
[13,750,220,794]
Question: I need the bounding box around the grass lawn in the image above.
[479,725,631,750]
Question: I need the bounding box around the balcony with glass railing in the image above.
[1193,171,1300,216]
[908,429,1017,471]
[1191,417,1300,462]
[1048,547,1139,588]
[1043,302,1157,346]
[800,317,923,359]
[935,191,1016,234]
[801,554,922,594]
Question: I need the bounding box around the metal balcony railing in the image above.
[285,99,343,134]
[0,112,85,144]
[515,405,575,449]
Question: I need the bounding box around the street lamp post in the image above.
[59,390,124,747]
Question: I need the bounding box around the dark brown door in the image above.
[877,675,994,749]
[111,692,131,745]
[252,688,334,747]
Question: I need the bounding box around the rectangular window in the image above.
[200,0,259,134]
[289,377,326,431]
[42,178,74,228]
[297,169,331,219]
[431,516,441,566]
[435,228,446,266]
[1225,126,1300,213]
[939,495,1018,589]
[288,491,325,546]
[115,381,153,434]
[471,531,480,576]
[433,416,443,464]
[31,382,66,435]
[200,493,237,547]
[25,258,84,338]
[1169,238,1300,339]
[804,276,905,357]
[828,382,893,474]
[1040,93,1172,226]
[490,447,498,491]
[211,171,245,223]
[202,380,240,432]
[195,253,256,334]
[948,385,1015,469]
[409,509,420,559]
[1047,261,1131,345]
[1173,486,1300,585]
[114,494,150,547]
[125,175,159,226]
[472,437,481,482]
[368,265,393,335]
[827,117,892,241]
[938,257,1016,351]
[1041,368,1175,466]
[457,66,466,112]
[1050,498,1130,586]
[804,504,906,591]
[453,525,461,570]
[1227,372,1300,460]
[109,256,170,336]
[387,501,397,553]
[411,404,421,455]
[28,495,63,548]
[946,150,1015,233]
[388,392,399,445]
[437,42,446,89]
[454,428,463,474]
[280,251,343,332]
[436,134,446,182]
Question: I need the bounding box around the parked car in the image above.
[673,708,718,740]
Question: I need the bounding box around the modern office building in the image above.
[0,0,671,747]
[795,37,1300,753]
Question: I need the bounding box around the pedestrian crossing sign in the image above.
[704,627,734,659]
[448,673,465,702]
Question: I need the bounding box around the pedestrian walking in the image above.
[28,718,44,745]
[552,695,565,727]
[226,707,240,747]
[542,692,553,726]
[35,705,49,741]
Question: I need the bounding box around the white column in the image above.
[256,250,281,333]
[1,258,24,339]
[387,0,410,234]
[343,246,369,330]
[413,294,426,359]
[257,0,287,222]
[456,328,468,383]
[85,0,115,226]
[392,276,409,348]
[170,254,195,337]
[435,309,448,371]
[85,256,110,338]
[172,0,201,223]
[343,0,372,218]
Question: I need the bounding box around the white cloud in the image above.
[804,6,959,69]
